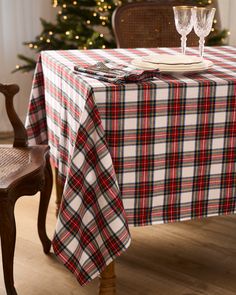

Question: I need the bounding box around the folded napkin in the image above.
[74,60,159,84]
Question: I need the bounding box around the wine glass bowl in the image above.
[173,6,194,55]
[191,7,216,58]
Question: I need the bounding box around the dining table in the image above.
[25,46,236,294]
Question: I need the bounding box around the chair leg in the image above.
[55,167,63,217]
[99,261,116,295]
[0,200,18,295]
[38,156,53,254]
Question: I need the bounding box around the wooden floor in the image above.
[0,136,236,294]
[0,186,236,295]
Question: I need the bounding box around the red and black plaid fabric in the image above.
[74,60,159,83]
[26,46,236,285]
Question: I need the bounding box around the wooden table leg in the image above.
[54,167,63,217]
[99,261,116,295]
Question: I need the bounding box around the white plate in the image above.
[131,58,213,73]
[142,54,203,65]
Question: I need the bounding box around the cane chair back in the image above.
[112,0,218,48]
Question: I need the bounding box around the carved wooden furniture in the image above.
[99,261,116,295]
[112,0,221,49]
[0,83,52,295]
[112,1,200,48]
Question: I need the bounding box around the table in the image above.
[26,46,236,293]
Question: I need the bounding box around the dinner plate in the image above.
[131,58,213,73]
[142,54,203,65]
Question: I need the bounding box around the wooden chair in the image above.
[0,83,53,295]
[112,0,202,48]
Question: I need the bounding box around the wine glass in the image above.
[191,7,216,58]
[173,6,194,55]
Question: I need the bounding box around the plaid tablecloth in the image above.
[26,46,236,285]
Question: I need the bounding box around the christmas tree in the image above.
[15,0,118,72]
[15,0,229,73]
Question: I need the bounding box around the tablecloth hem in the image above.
[52,236,131,286]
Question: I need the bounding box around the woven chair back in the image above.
[112,1,211,48]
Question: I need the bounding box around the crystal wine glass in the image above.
[191,7,216,58]
[173,6,194,55]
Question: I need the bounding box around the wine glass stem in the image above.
[199,37,205,58]
[181,35,187,55]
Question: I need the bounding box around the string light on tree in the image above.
[53,0,58,7]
